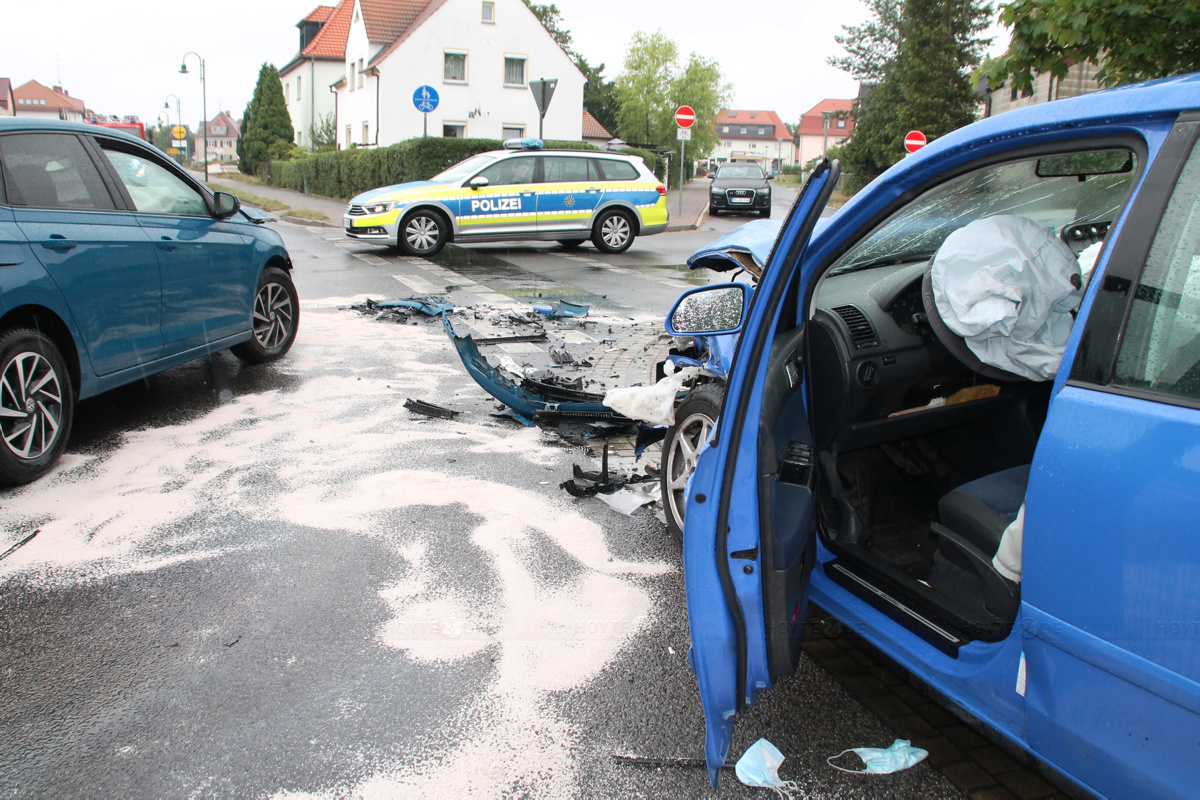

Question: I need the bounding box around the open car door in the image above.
[683,159,841,785]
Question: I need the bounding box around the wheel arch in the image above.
[0,305,83,398]
[595,201,642,234]
[402,202,456,242]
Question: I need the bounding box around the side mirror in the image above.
[211,190,239,218]
[469,175,489,190]
[666,283,749,336]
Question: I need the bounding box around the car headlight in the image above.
[756,188,770,195]
[363,202,392,214]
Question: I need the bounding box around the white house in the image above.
[12,80,86,122]
[795,98,855,166]
[279,4,349,149]
[331,0,585,149]
[712,109,797,173]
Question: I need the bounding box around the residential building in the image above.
[12,80,86,121]
[0,79,13,116]
[330,0,585,149]
[985,61,1103,117]
[581,109,611,148]
[198,111,241,163]
[712,109,796,173]
[280,4,349,149]
[795,98,855,166]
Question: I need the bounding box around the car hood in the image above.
[687,218,830,275]
[350,180,448,204]
[711,176,768,191]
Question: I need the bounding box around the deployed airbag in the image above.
[931,215,1083,381]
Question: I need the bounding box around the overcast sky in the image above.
[1,0,1008,130]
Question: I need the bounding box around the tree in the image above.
[827,0,903,83]
[241,63,294,170]
[236,100,252,174]
[981,0,1200,92]
[308,112,337,152]
[836,0,992,189]
[614,31,732,160]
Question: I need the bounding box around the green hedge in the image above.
[264,137,601,199]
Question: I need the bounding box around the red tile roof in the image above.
[301,0,353,59]
[368,0,448,66]
[13,80,86,113]
[797,98,856,136]
[203,111,241,138]
[360,0,432,44]
[714,109,792,140]
[305,4,336,22]
[582,110,611,140]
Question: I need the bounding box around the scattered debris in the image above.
[549,345,575,365]
[598,484,657,515]
[534,300,590,318]
[404,398,460,419]
[612,754,733,771]
[560,443,655,498]
[0,529,39,561]
[603,363,700,427]
[473,331,549,347]
[736,738,800,795]
[826,739,929,775]
[377,296,454,316]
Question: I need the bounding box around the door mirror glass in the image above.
[666,283,748,335]
[469,175,489,189]
[212,191,239,218]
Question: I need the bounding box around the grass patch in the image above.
[207,183,290,213]
[284,208,330,221]
[212,171,265,186]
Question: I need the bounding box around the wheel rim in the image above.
[0,351,64,461]
[601,214,630,248]
[405,214,440,252]
[664,410,715,532]
[252,282,294,350]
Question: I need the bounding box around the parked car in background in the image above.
[708,163,772,218]
[344,139,668,256]
[0,118,298,485]
[676,73,1200,798]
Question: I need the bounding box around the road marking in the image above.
[392,274,443,295]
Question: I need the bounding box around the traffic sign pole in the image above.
[412,85,440,138]
[673,106,697,218]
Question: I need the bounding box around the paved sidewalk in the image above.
[664,180,710,232]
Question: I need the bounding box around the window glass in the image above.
[0,133,115,210]
[478,156,535,186]
[502,125,525,140]
[717,165,764,180]
[482,1,494,21]
[432,152,497,182]
[102,147,208,216]
[444,52,467,82]
[831,148,1136,275]
[504,57,525,86]
[442,123,465,139]
[542,156,589,183]
[597,159,638,180]
[1113,138,1200,401]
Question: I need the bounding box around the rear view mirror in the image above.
[1036,151,1133,178]
[666,283,748,336]
[470,175,490,189]
[211,191,240,218]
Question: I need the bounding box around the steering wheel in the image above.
[921,264,1028,383]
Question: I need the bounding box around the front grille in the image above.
[832,305,880,349]
[347,204,367,216]
[726,189,754,203]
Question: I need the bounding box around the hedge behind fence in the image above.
[263,137,666,199]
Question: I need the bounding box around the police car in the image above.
[343,139,669,257]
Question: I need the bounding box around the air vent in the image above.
[832,305,880,349]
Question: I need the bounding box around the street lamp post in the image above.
[179,52,207,181]
[163,94,182,164]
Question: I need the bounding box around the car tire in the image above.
[0,328,74,487]
[397,208,450,257]
[591,209,635,254]
[231,267,300,364]
[557,239,586,250]
[660,382,726,541]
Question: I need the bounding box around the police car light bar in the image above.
[502,137,544,150]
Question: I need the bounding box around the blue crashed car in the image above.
[672,73,1200,797]
[0,118,297,485]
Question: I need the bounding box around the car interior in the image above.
[760,147,1141,658]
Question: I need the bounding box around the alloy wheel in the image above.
[405,215,440,252]
[252,282,295,350]
[0,351,64,461]
[664,410,715,533]
[600,214,631,248]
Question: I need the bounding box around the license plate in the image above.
[731,197,751,204]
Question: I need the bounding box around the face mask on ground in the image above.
[736,738,801,797]
[827,738,928,774]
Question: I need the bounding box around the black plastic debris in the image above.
[612,754,734,771]
[560,443,655,497]
[474,331,549,346]
[549,345,575,365]
[404,398,459,419]
[0,529,39,561]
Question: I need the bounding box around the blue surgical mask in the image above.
[827,738,928,775]
[735,738,800,797]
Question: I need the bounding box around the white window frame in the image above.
[502,124,526,140]
[482,1,494,22]
[297,75,302,100]
[444,50,468,84]
[357,58,364,89]
[443,121,467,138]
[503,54,527,88]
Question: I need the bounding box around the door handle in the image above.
[585,187,603,193]
[157,236,178,252]
[41,235,76,251]
[519,191,535,197]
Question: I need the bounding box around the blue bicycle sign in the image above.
[412,85,440,113]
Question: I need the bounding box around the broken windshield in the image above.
[830,149,1138,275]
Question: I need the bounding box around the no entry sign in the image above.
[904,130,927,153]
[675,105,696,128]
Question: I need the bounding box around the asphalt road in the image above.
[0,204,963,798]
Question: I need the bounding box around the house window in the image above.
[362,121,369,143]
[297,76,302,100]
[722,125,728,133]
[346,124,352,146]
[285,82,290,100]
[502,125,525,140]
[357,59,364,89]
[349,62,356,92]
[443,123,466,138]
[482,1,494,22]
[504,56,526,87]
[837,118,846,129]
[444,51,467,83]
[757,127,764,135]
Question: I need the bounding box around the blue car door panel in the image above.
[685,160,839,784]
[0,132,163,375]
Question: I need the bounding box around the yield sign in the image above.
[675,105,696,128]
[904,130,927,153]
